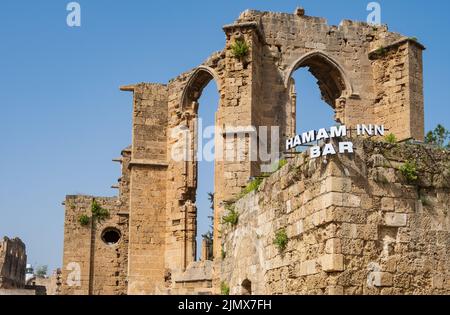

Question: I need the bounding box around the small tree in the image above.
[425,124,450,149]
[35,265,48,277]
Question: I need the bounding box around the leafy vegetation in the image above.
[91,200,110,223]
[231,39,249,59]
[276,159,288,171]
[78,214,90,227]
[273,229,289,252]
[239,177,263,198]
[222,204,239,226]
[399,161,418,183]
[385,133,397,144]
[35,265,48,277]
[221,281,230,295]
[425,124,450,149]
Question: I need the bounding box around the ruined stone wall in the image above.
[117,146,131,212]
[61,8,428,295]
[30,270,62,295]
[118,10,426,294]
[125,83,169,294]
[61,196,128,295]
[222,139,450,295]
[231,10,424,143]
[0,237,26,289]
[370,39,425,141]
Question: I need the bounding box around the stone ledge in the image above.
[369,37,426,60]
[129,159,168,168]
[222,21,264,42]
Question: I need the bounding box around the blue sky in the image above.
[0,0,449,273]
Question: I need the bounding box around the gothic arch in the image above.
[181,65,222,112]
[179,65,221,263]
[284,50,355,107]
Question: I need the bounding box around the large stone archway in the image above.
[61,8,426,296]
[284,50,356,135]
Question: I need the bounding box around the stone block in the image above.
[384,213,408,227]
[327,285,344,295]
[299,259,319,276]
[322,177,352,194]
[381,197,394,211]
[325,238,341,254]
[432,275,444,289]
[320,254,344,272]
[369,272,393,287]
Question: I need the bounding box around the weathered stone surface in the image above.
[222,139,450,295]
[320,255,345,272]
[0,237,26,289]
[384,213,408,227]
[59,8,439,295]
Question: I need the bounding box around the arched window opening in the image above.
[196,80,219,261]
[182,67,220,263]
[287,53,349,151]
[241,279,252,295]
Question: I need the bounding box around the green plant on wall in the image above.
[91,199,110,223]
[273,228,288,252]
[399,161,418,183]
[222,204,239,226]
[276,159,288,171]
[78,214,90,227]
[239,177,263,198]
[385,133,397,144]
[231,39,249,59]
[221,281,230,295]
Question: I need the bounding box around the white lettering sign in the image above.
[286,124,383,159]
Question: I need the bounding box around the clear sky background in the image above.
[0,0,449,273]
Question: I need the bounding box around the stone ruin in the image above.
[60,9,449,295]
[0,237,61,295]
[0,237,27,290]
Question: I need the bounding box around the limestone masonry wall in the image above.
[222,139,450,295]
[61,196,128,295]
[61,8,432,295]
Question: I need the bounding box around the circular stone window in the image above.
[101,228,121,245]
